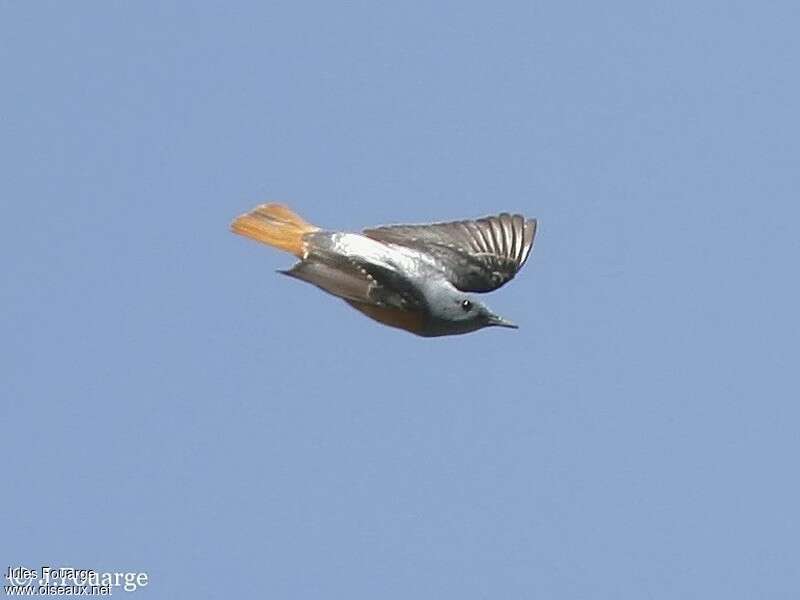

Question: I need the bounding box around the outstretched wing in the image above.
[363,213,537,292]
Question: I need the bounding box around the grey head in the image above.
[419,279,518,337]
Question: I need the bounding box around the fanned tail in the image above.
[231,203,320,257]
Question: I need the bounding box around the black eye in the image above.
[461,299,472,312]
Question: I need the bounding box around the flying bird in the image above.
[231,204,537,336]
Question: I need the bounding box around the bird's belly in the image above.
[344,300,427,335]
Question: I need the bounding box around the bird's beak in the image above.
[487,314,519,329]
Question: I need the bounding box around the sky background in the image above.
[3,1,799,598]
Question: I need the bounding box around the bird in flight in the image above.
[231,204,537,336]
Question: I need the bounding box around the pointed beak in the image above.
[487,314,519,329]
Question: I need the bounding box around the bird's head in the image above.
[422,284,518,337]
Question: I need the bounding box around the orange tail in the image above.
[231,203,320,257]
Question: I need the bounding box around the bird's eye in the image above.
[461,299,472,312]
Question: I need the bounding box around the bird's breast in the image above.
[344,300,428,335]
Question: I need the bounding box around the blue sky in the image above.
[3,1,798,598]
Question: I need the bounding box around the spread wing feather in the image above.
[363,213,537,292]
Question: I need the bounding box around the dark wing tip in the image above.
[517,217,537,269]
[478,212,537,268]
